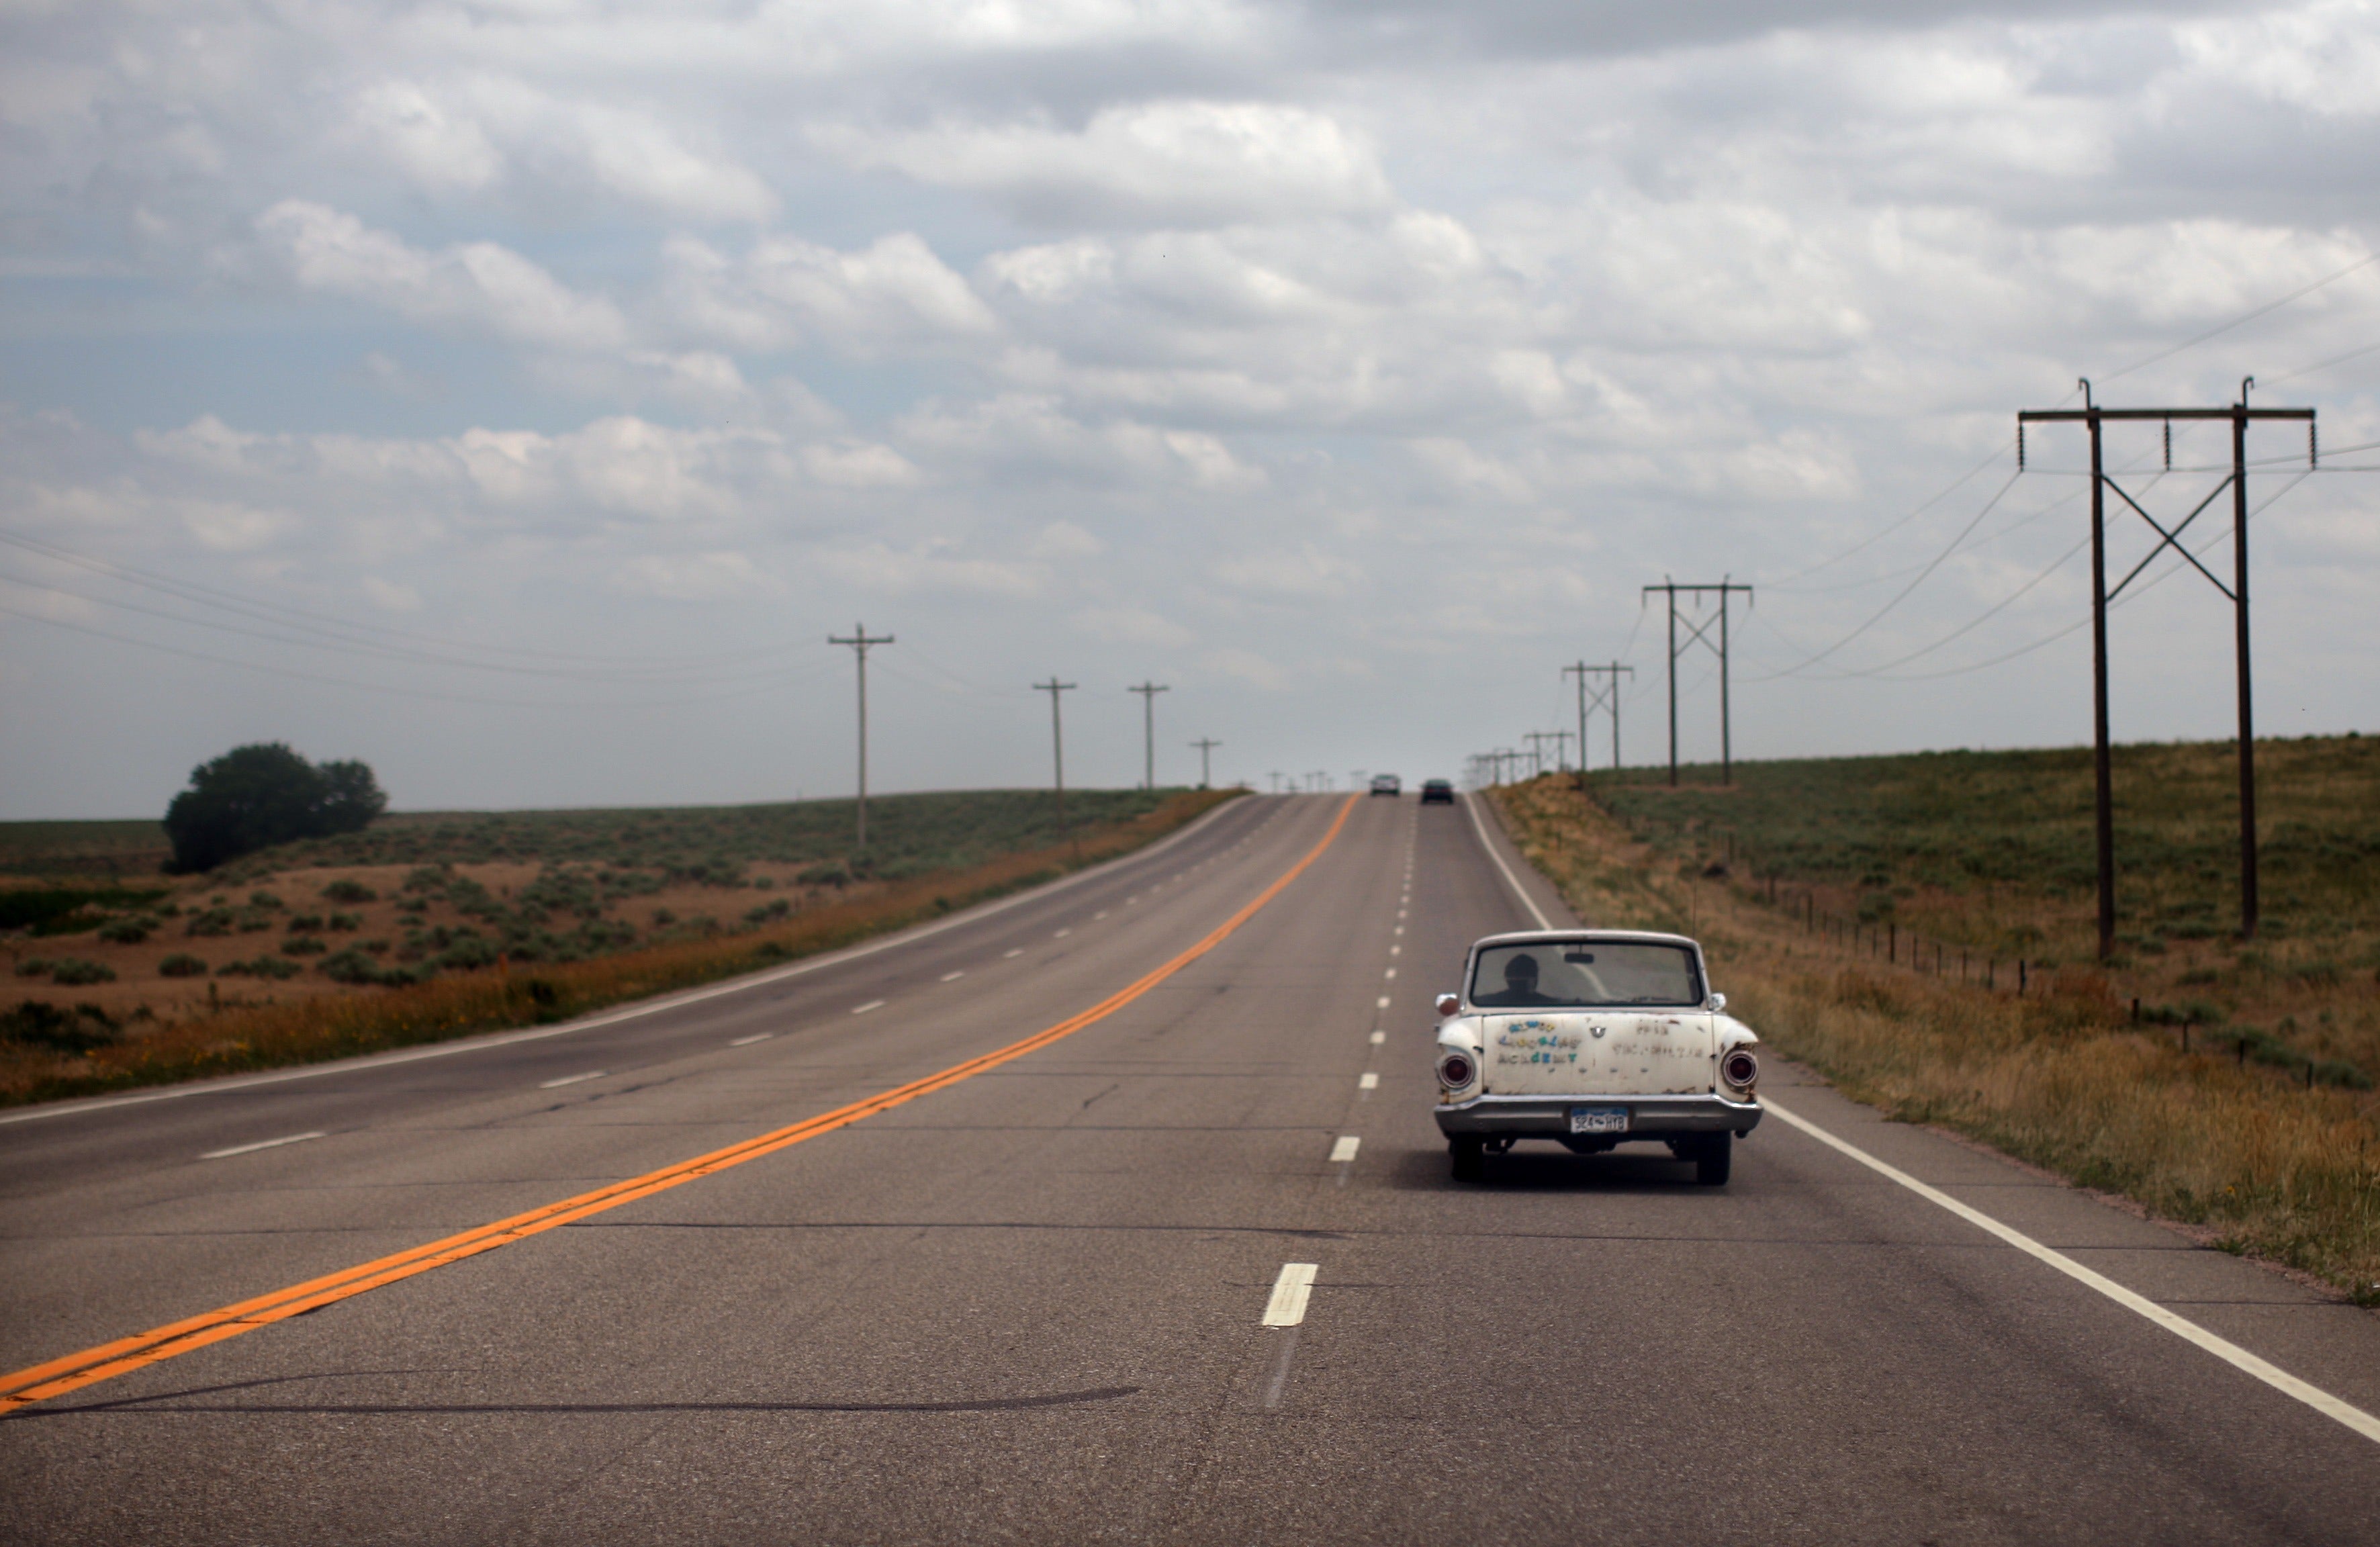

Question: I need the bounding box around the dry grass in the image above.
[1491,774,2380,1305]
[0,789,1238,1107]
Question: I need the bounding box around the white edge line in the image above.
[1262,1262,1318,1327]
[0,794,1256,1128]
[1762,1095,2380,1446]
[1463,792,1553,931]
[200,1131,325,1160]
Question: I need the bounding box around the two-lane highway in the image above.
[4,790,2377,1544]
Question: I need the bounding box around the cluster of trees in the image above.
[164,743,387,872]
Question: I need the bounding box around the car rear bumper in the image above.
[1434,1092,1761,1139]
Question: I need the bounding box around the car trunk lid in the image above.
[1481,1012,1717,1096]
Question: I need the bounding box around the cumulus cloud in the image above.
[663,230,997,355]
[252,200,631,352]
[829,100,1393,226]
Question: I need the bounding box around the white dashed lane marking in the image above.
[1263,1263,1318,1327]
[729,1033,772,1047]
[1358,1072,1379,1090]
[1369,1031,1385,1045]
[1328,1135,1361,1163]
[201,1131,324,1160]
[539,1071,606,1089]
[1005,948,1024,958]
[1377,996,1390,1009]
[940,971,965,982]
[851,1000,886,1015]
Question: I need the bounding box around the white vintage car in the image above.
[1432,929,1761,1184]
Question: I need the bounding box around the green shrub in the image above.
[97,917,153,944]
[321,880,377,903]
[432,937,500,970]
[280,937,328,957]
[248,891,283,910]
[320,949,422,986]
[50,959,117,986]
[0,1001,118,1054]
[327,911,363,931]
[13,958,51,978]
[218,956,302,980]
[158,953,209,978]
[185,908,236,937]
[286,913,326,934]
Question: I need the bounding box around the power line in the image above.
[0,528,779,677]
[1746,469,2021,682]
[0,601,815,710]
[2101,250,2380,384]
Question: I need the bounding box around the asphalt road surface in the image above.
[3,792,2377,1545]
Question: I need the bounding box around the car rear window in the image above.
[1469,941,1702,1008]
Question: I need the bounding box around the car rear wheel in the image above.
[1450,1137,1485,1182]
[1692,1131,1731,1186]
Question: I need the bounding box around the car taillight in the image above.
[1438,1052,1475,1088]
[1721,1049,1759,1089]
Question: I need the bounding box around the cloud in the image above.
[614,551,784,601]
[1077,606,1195,646]
[252,200,631,353]
[815,542,1044,598]
[831,100,1393,226]
[663,230,997,355]
[348,76,778,222]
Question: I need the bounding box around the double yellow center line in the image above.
[2,795,1359,1414]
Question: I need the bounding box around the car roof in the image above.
[1467,928,1700,951]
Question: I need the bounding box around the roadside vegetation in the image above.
[0,787,1236,1106]
[1488,735,2380,1305]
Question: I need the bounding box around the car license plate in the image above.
[1569,1107,1627,1135]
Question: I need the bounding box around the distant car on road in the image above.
[1431,929,1761,1184]
[1369,774,1402,796]
[1418,778,1455,804]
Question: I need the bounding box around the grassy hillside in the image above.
[1,787,1238,1105]
[1490,737,2380,1304]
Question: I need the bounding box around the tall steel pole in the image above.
[1037,677,1077,851]
[827,622,894,850]
[1129,682,1170,790]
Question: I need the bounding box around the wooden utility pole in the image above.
[827,622,893,849]
[1128,682,1170,790]
[1036,677,1077,852]
[2019,379,2312,958]
[1643,580,1752,786]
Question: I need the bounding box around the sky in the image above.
[1,0,2375,818]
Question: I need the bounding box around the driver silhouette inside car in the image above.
[1473,952,1562,1008]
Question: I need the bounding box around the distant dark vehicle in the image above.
[1420,779,1455,804]
[1369,774,1402,797]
